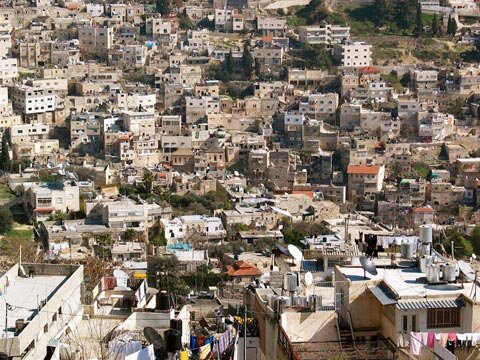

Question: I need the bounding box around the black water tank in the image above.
[0,353,7,360]
[156,291,170,310]
[170,318,182,334]
[164,329,182,353]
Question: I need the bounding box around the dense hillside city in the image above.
[0,0,479,358]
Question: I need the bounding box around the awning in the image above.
[368,286,397,306]
[396,299,465,310]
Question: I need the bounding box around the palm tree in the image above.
[142,171,154,193]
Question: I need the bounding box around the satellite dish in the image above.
[459,261,476,282]
[143,327,164,355]
[304,272,313,286]
[472,253,477,261]
[288,244,303,262]
[113,269,129,289]
[360,257,378,278]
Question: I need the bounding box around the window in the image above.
[402,315,408,333]
[427,308,460,328]
[412,315,417,332]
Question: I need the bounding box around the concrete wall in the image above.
[0,264,83,359]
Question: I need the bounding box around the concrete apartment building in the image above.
[298,92,339,121]
[0,57,17,84]
[298,24,350,45]
[335,260,480,359]
[9,122,49,145]
[20,180,80,222]
[78,25,114,59]
[347,163,385,209]
[334,41,372,68]
[257,17,286,37]
[11,86,56,117]
[160,215,226,243]
[145,16,172,36]
[0,20,12,57]
[122,111,156,136]
[0,263,83,359]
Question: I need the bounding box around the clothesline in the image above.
[410,331,480,356]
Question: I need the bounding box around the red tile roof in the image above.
[34,207,55,213]
[226,261,262,277]
[347,164,381,175]
[359,66,381,74]
[262,35,273,42]
[292,190,314,198]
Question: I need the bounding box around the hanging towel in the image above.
[397,333,405,348]
[427,332,435,348]
[435,333,441,341]
[410,332,422,356]
[421,332,428,345]
[441,333,449,346]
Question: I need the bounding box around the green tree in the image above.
[470,225,480,255]
[414,2,423,37]
[0,207,13,234]
[431,13,440,36]
[395,0,417,32]
[142,171,154,193]
[156,0,172,16]
[255,58,261,79]
[0,132,9,171]
[122,228,138,242]
[447,15,457,35]
[299,0,331,24]
[241,41,253,79]
[372,0,389,27]
[96,233,113,260]
[225,49,234,74]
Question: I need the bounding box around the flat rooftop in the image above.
[338,265,480,300]
[0,275,67,337]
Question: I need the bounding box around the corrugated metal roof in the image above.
[368,286,397,306]
[396,299,465,310]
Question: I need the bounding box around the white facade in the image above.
[336,41,372,67]
[0,57,17,84]
[122,111,156,136]
[11,86,56,115]
[298,24,350,45]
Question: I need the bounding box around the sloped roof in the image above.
[226,260,262,277]
[347,164,381,175]
[413,205,435,213]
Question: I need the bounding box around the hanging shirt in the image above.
[427,332,435,348]
[179,350,189,360]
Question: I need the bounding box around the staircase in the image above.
[337,317,358,360]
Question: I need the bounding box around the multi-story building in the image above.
[0,20,12,57]
[20,180,80,222]
[347,163,385,210]
[146,17,172,36]
[70,114,102,154]
[298,92,338,121]
[11,86,56,116]
[298,24,350,45]
[0,57,17,84]
[0,263,83,360]
[160,215,226,243]
[10,123,49,145]
[122,111,156,136]
[334,41,372,67]
[257,17,286,37]
[78,26,114,59]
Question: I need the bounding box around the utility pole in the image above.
[243,305,247,360]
